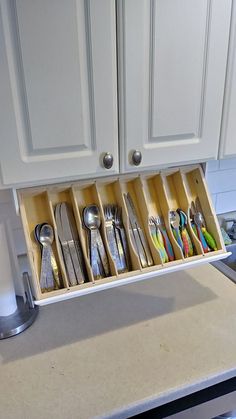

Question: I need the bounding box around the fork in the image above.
[114,206,130,271]
[149,217,168,263]
[104,204,122,272]
[152,215,175,262]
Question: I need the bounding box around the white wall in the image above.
[206,158,236,214]
[0,190,26,255]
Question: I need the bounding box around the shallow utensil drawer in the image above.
[18,164,230,306]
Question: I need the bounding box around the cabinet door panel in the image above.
[0,0,118,185]
[118,0,231,171]
[220,2,236,159]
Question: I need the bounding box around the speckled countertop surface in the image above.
[1,264,236,419]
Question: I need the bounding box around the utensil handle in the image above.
[74,240,87,282]
[49,246,61,289]
[137,226,153,267]
[106,225,121,272]
[151,230,165,263]
[172,226,183,251]
[61,242,77,286]
[131,228,148,268]
[202,227,217,251]
[114,227,128,273]
[185,228,194,256]
[156,228,168,263]
[160,228,175,261]
[96,229,110,277]
[196,224,209,253]
[119,227,131,270]
[40,245,50,291]
[90,230,100,279]
[181,228,190,258]
[68,240,84,284]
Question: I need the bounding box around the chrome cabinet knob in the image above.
[102,152,113,169]
[131,150,142,166]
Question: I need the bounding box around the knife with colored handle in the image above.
[177,209,194,257]
[195,197,217,251]
[190,202,209,253]
[201,226,217,251]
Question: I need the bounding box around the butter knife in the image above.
[55,203,77,286]
[61,203,85,285]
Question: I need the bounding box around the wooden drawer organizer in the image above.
[18,165,229,306]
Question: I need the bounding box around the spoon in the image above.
[177,209,194,257]
[34,223,47,245]
[83,205,110,279]
[38,223,60,291]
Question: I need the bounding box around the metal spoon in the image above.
[83,205,110,279]
[38,224,60,291]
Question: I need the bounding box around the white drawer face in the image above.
[18,164,227,305]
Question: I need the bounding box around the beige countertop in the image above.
[1,264,236,419]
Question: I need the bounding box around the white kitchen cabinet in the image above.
[220,2,236,159]
[118,0,232,172]
[0,0,118,186]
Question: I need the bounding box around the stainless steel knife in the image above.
[124,193,148,268]
[55,203,77,286]
[126,193,153,267]
[66,202,87,282]
[60,202,85,284]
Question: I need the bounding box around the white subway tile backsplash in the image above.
[206,168,236,194]
[210,193,217,209]
[206,160,220,172]
[206,159,236,214]
[219,158,236,170]
[215,190,236,214]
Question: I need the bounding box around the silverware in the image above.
[190,201,209,253]
[151,216,175,261]
[177,209,194,257]
[55,204,77,286]
[149,217,167,263]
[124,193,153,268]
[104,205,121,272]
[169,211,183,251]
[60,203,85,285]
[66,203,87,281]
[114,206,130,271]
[195,198,217,251]
[83,205,110,279]
[36,223,61,292]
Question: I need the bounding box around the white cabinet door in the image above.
[220,2,236,159]
[118,0,231,172]
[0,0,118,186]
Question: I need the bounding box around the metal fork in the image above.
[114,206,130,272]
[104,204,121,272]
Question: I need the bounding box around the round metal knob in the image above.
[102,152,113,169]
[131,150,142,166]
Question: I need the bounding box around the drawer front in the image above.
[18,165,228,305]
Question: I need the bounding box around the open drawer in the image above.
[18,165,230,306]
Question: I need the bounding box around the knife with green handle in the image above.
[195,198,217,251]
